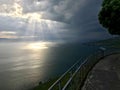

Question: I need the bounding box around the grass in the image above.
[32,68,78,90]
[32,77,59,90]
[32,73,71,90]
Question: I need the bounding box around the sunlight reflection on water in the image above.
[0,42,98,90]
[22,42,54,50]
[0,42,58,90]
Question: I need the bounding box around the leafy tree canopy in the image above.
[98,0,120,35]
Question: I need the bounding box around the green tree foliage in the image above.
[98,0,120,35]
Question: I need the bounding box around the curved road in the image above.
[82,54,120,90]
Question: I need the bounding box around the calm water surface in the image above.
[0,42,98,90]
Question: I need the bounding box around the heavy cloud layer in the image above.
[0,0,112,42]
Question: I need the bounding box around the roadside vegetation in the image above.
[32,77,59,90]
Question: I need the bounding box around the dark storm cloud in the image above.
[33,0,111,41]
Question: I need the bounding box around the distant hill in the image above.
[0,38,22,42]
[84,37,120,48]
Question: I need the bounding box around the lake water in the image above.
[0,42,98,90]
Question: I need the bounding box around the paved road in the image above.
[82,54,120,90]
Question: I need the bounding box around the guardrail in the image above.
[48,58,83,90]
[48,48,120,90]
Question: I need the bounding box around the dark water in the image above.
[0,42,98,90]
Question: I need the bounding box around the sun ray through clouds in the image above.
[0,0,68,42]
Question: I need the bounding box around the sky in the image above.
[0,0,112,43]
